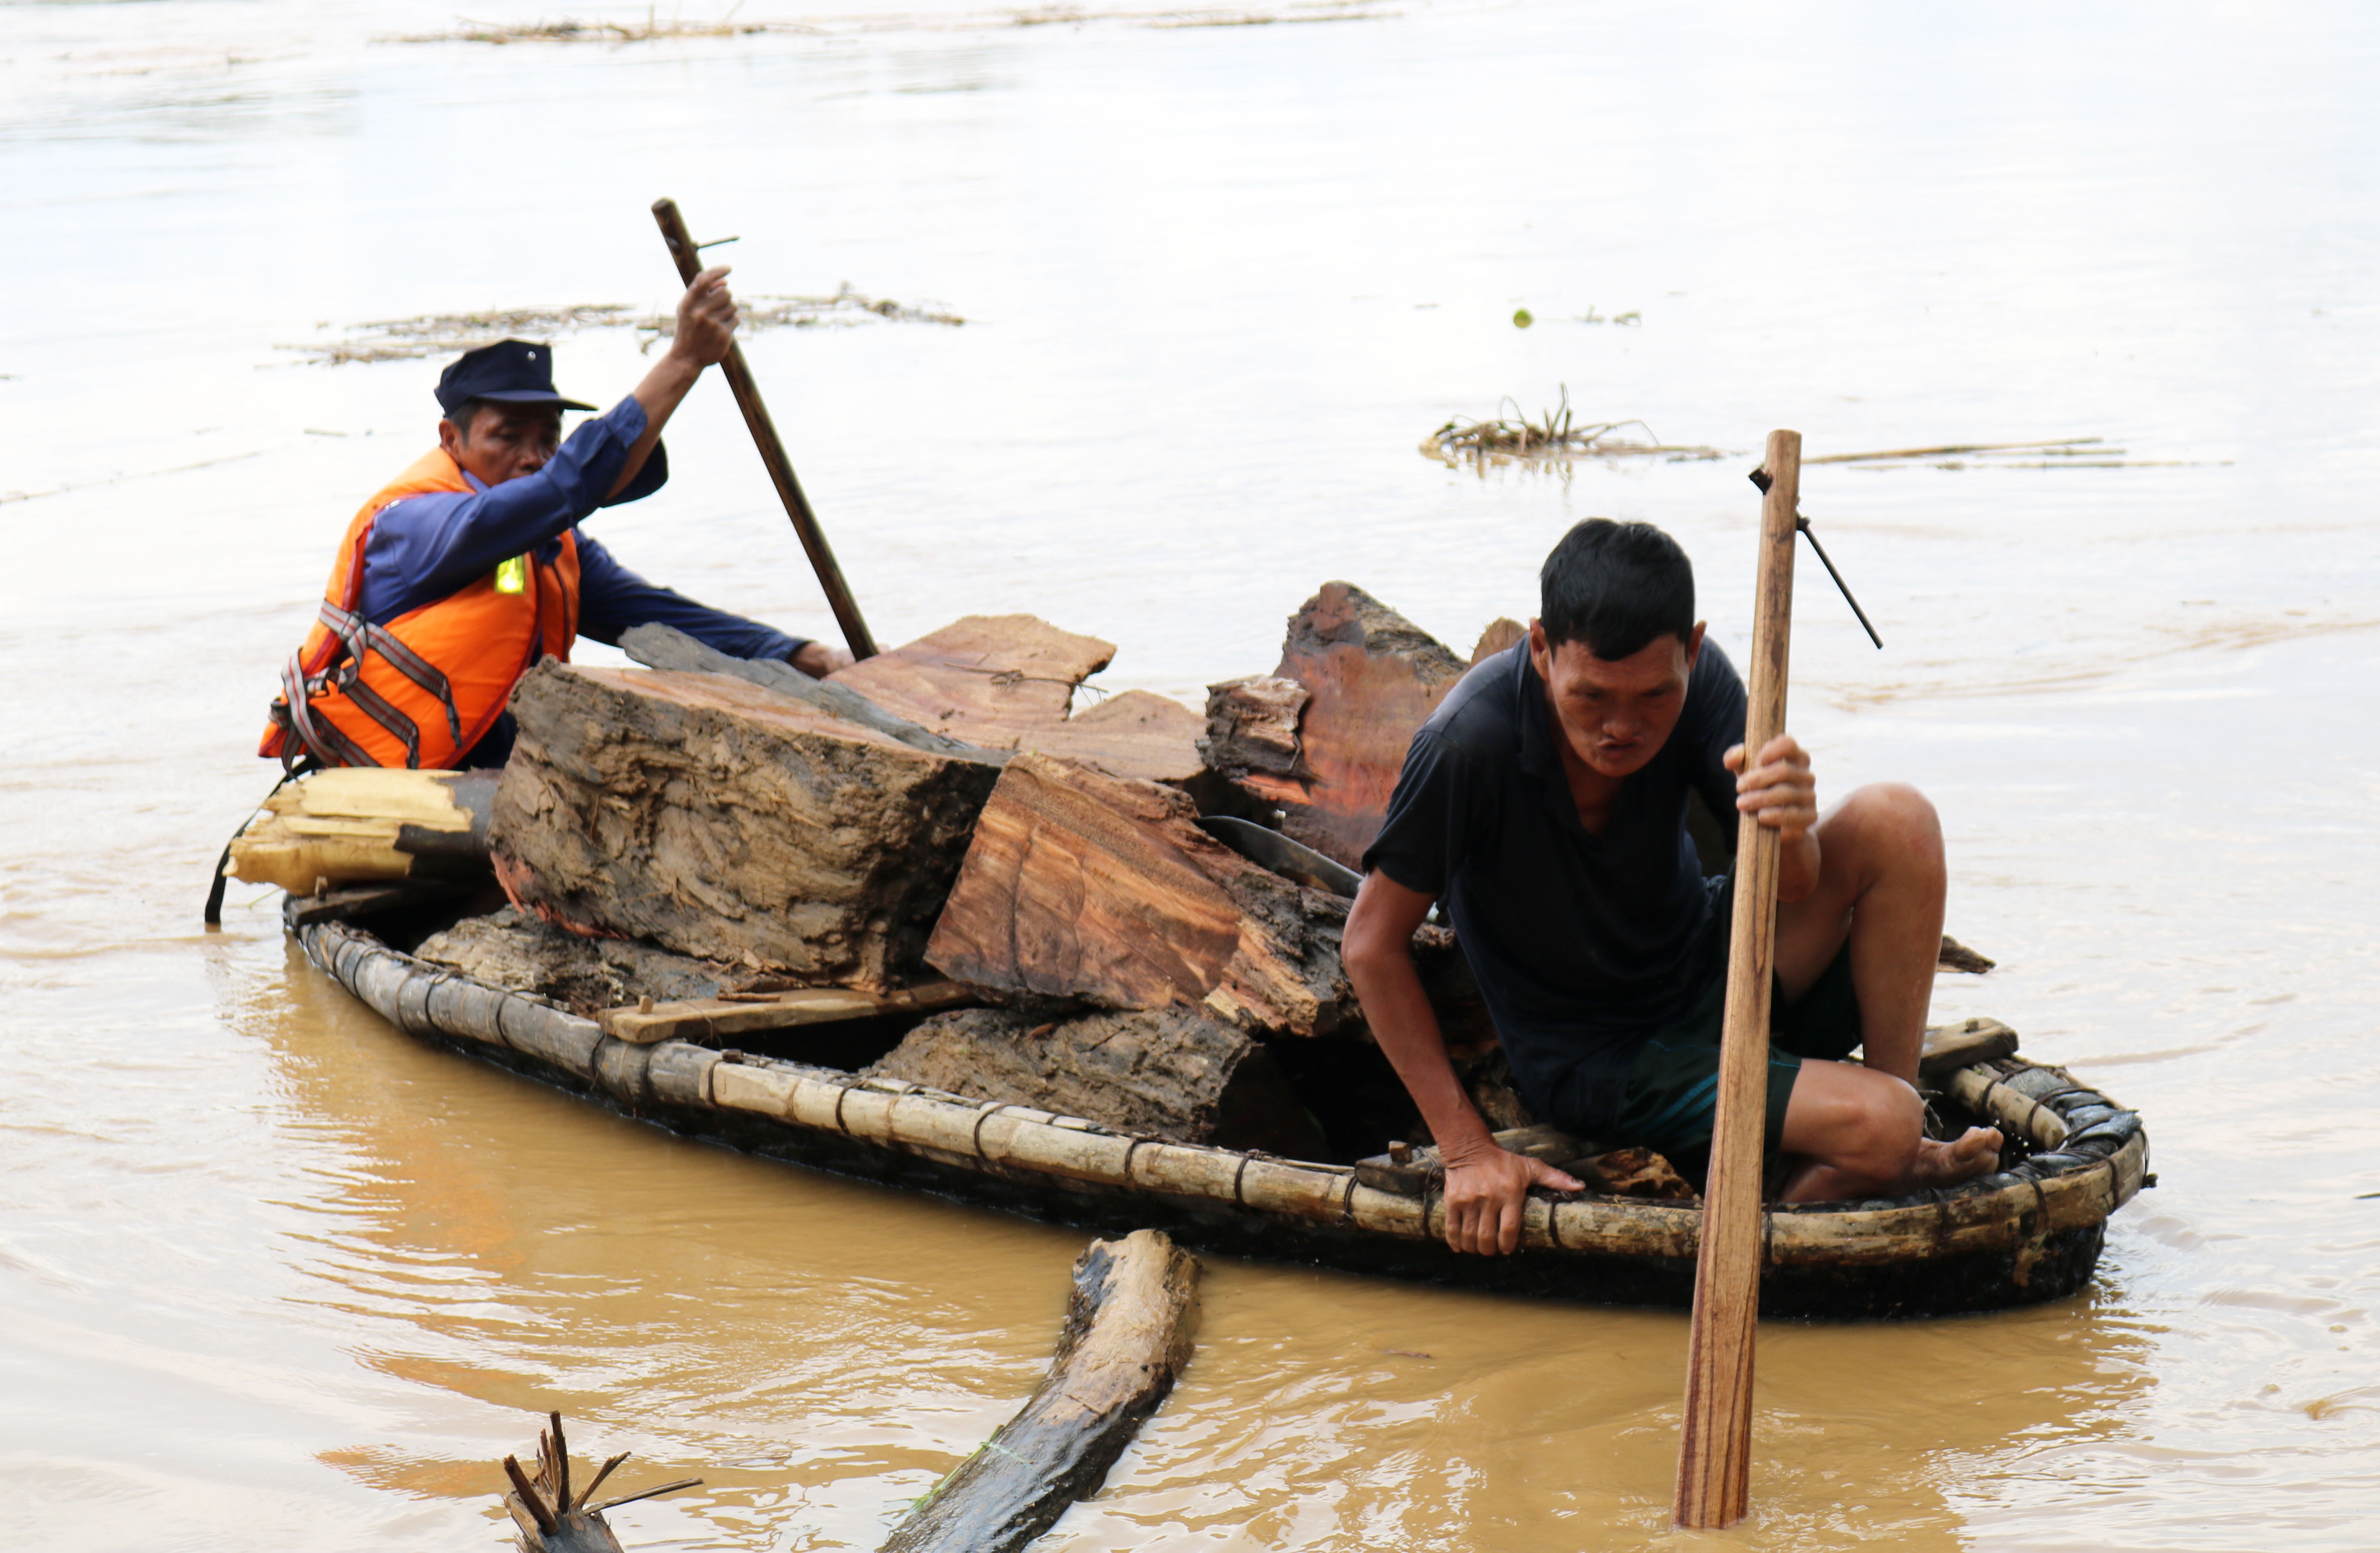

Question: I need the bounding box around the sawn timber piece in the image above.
[489,661,1001,991]
[598,980,976,1045]
[924,751,1352,1036]
[293,891,2149,1319]
[825,614,1205,784]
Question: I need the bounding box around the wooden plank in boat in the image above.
[596,979,975,1044]
[1918,1016,2019,1083]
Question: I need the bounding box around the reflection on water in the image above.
[3,0,2377,1547]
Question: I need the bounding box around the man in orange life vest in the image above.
[261,266,850,772]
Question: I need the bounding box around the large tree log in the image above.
[828,614,1204,784]
[925,752,1351,1036]
[880,1231,1199,1553]
[1200,583,1467,867]
[490,661,1000,991]
[867,1004,1326,1154]
[225,767,496,894]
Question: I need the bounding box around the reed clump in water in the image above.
[282,286,962,365]
[1421,387,1725,470]
[396,8,809,44]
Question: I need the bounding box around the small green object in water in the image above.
[1512,308,1534,329]
[494,554,528,594]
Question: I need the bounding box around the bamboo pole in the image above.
[650,198,878,661]
[1673,428,1802,1529]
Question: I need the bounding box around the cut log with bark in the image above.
[225,767,496,894]
[498,1411,700,1553]
[489,661,1001,991]
[880,1230,1200,1553]
[827,614,1203,784]
[1200,583,1467,868]
[925,752,1351,1036]
[867,1005,1327,1155]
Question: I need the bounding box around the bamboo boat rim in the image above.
[290,902,2148,1279]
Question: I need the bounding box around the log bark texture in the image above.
[490,662,1000,991]
[925,752,1352,1035]
[1200,583,1467,867]
[416,907,734,1016]
[867,1005,1325,1153]
[827,614,1203,784]
[880,1230,1200,1553]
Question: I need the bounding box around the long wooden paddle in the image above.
[650,198,879,662]
[1673,427,1802,1529]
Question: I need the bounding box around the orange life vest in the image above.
[260,449,580,769]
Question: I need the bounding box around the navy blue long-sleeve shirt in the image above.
[355,395,811,764]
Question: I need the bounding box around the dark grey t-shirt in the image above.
[1362,641,1748,1134]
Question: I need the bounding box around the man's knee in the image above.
[1837,781,1944,878]
[1837,1076,1924,1185]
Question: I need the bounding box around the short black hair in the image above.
[1539,519,1696,659]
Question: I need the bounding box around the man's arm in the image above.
[608,266,738,500]
[574,535,850,675]
[360,403,646,621]
[1342,870,1582,1256]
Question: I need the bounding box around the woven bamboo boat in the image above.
[285,885,2147,1319]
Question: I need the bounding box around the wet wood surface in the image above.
[924,751,1351,1035]
[489,661,1000,990]
[879,1230,1201,1553]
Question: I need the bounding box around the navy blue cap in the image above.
[435,338,596,416]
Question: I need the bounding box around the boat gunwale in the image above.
[290,900,2146,1288]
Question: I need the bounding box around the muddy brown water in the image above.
[3,2,2376,1547]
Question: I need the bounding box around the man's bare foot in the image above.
[1906,1126,2004,1189]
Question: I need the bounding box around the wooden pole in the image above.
[1673,427,1801,1529]
[650,198,879,661]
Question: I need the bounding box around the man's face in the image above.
[1529,619,1707,780]
[439,401,563,486]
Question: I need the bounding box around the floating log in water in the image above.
[489,661,1001,991]
[224,767,496,895]
[498,1411,700,1553]
[925,751,1351,1035]
[827,614,1205,784]
[880,1230,1200,1553]
[1199,583,1466,868]
[868,1004,1326,1154]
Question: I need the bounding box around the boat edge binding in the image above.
[290,906,2145,1290]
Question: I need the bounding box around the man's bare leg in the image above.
[1775,1059,2004,1202]
[1767,783,2000,1200]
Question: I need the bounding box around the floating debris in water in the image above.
[389,0,1389,43]
[1421,386,1726,470]
[281,286,963,365]
[393,9,813,44]
[1807,437,2229,471]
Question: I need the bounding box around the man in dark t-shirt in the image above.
[1343,520,2003,1256]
